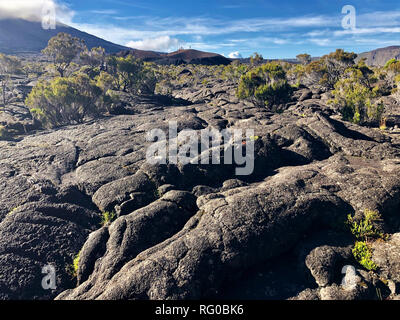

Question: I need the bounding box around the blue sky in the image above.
[55,0,400,58]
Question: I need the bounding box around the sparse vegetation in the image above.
[42,32,86,77]
[25,73,105,128]
[66,250,81,279]
[384,58,400,88]
[73,251,80,275]
[352,241,378,271]
[7,207,19,216]
[222,60,249,83]
[237,62,293,109]
[101,211,116,226]
[3,22,400,301]
[1,32,400,138]
[22,61,45,78]
[106,55,157,95]
[80,46,106,69]
[0,53,23,106]
[296,53,311,65]
[347,209,384,240]
[250,52,264,66]
[303,49,357,90]
[347,209,385,272]
[330,68,384,125]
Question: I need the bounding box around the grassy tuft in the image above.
[352,241,378,271]
[347,209,383,240]
[101,211,116,226]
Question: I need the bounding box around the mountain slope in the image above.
[0,18,129,54]
[357,46,400,66]
[0,19,231,65]
[118,48,232,65]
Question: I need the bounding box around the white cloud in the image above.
[90,9,118,15]
[358,11,400,27]
[126,36,181,52]
[306,30,329,38]
[334,27,400,37]
[308,38,331,46]
[59,9,400,56]
[70,14,337,44]
[272,39,288,45]
[0,0,74,23]
[228,51,242,58]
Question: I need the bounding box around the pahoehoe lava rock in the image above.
[0,202,100,300]
[1,75,400,300]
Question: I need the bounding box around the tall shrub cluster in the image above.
[237,62,292,109]
[25,33,157,128]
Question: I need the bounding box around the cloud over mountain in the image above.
[228,51,242,58]
[126,36,181,52]
[0,0,74,23]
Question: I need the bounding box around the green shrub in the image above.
[73,251,80,275]
[42,32,86,77]
[237,62,292,109]
[66,250,81,279]
[330,68,384,125]
[296,53,311,65]
[101,211,116,226]
[384,58,400,71]
[250,52,264,66]
[96,71,115,91]
[25,73,104,128]
[80,46,106,68]
[77,65,101,79]
[349,59,377,89]
[352,241,378,271]
[155,79,173,96]
[22,61,45,78]
[347,209,383,240]
[303,49,357,90]
[383,59,400,89]
[287,64,306,85]
[106,55,157,95]
[347,209,384,272]
[0,53,23,106]
[93,71,124,113]
[222,61,249,83]
[393,77,400,103]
